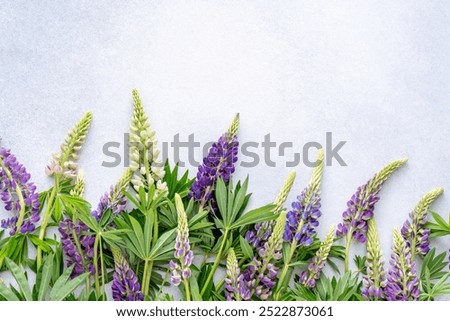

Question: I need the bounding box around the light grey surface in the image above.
[1,1,449,299]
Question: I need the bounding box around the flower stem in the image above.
[99,236,106,299]
[200,228,229,296]
[37,175,60,269]
[183,279,191,301]
[274,239,298,300]
[344,228,353,272]
[93,234,101,296]
[142,259,153,296]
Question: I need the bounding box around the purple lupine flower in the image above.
[401,188,443,258]
[283,189,321,247]
[336,182,379,243]
[0,147,40,235]
[169,194,194,287]
[189,134,238,207]
[385,229,420,301]
[59,219,96,278]
[111,247,144,301]
[189,114,239,208]
[91,169,132,220]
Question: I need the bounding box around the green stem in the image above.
[200,229,229,296]
[142,259,153,296]
[183,279,191,301]
[37,175,60,268]
[274,239,298,300]
[344,229,353,273]
[71,221,90,295]
[99,236,106,299]
[156,268,170,299]
[93,234,101,296]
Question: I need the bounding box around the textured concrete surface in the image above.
[1,1,449,299]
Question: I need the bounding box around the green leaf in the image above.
[50,269,89,301]
[230,204,276,229]
[215,179,228,223]
[0,282,20,301]
[189,276,203,301]
[28,235,52,253]
[5,258,32,301]
[239,236,253,259]
[149,229,176,260]
[37,253,54,301]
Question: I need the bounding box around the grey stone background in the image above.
[1,1,449,299]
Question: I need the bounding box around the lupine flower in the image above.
[45,112,92,179]
[91,169,133,220]
[242,211,286,300]
[189,114,239,208]
[111,247,144,301]
[224,248,247,301]
[59,171,95,278]
[300,226,335,288]
[362,219,386,300]
[128,90,167,197]
[336,158,407,243]
[169,194,194,286]
[283,150,323,247]
[0,147,40,235]
[59,219,96,277]
[401,188,443,258]
[385,229,420,301]
[246,171,296,250]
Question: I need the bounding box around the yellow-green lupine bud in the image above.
[273,172,297,215]
[70,170,85,197]
[401,187,443,258]
[300,225,335,288]
[265,211,287,259]
[227,113,240,139]
[175,193,188,237]
[110,168,133,202]
[225,248,241,301]
[363,219,386,300]
[305,149,324,201]
[60,111,92,164]
[372,158,408,190]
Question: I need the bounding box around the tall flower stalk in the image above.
[401,188,443,260]
[128,89,167,296]
[38,111,92,268]
[111,247,144,301]
[189,113,239,209]
[246,171,297,251]
[241,211,286,300]
[362,219,386,300]
[273,150,324,299]
[299,225,335,288]
[336,158,407,272]
[224,248,248,301]
[0,147,40,235]
[385,229,420,301]
[169,194,194,300]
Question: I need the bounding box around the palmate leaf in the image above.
[163,161,194,199]
[426,211,450,238]
[49,265,89,301]
[5,258,32,301]
[421,248,449,281]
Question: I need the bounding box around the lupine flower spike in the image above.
[0,147,40,235]
[246,171,296,251]
[45,112,92,180]
[59,171,95,278]
[169,194,194,300]
[241,211,287,300]
[189,113,239,209]
[300,225,335,288]
[401,188,443,259]
[111,247,144,301]
[385,229,420,301]
[129,89,167,196]
[336,158,407,271]
[362,219,386,300]
[91,168,133,220]
[273,150,324,299]
[224,248,247,301]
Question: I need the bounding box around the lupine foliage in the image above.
[0,90,449,302]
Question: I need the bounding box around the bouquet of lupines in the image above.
[0,89,449,302]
